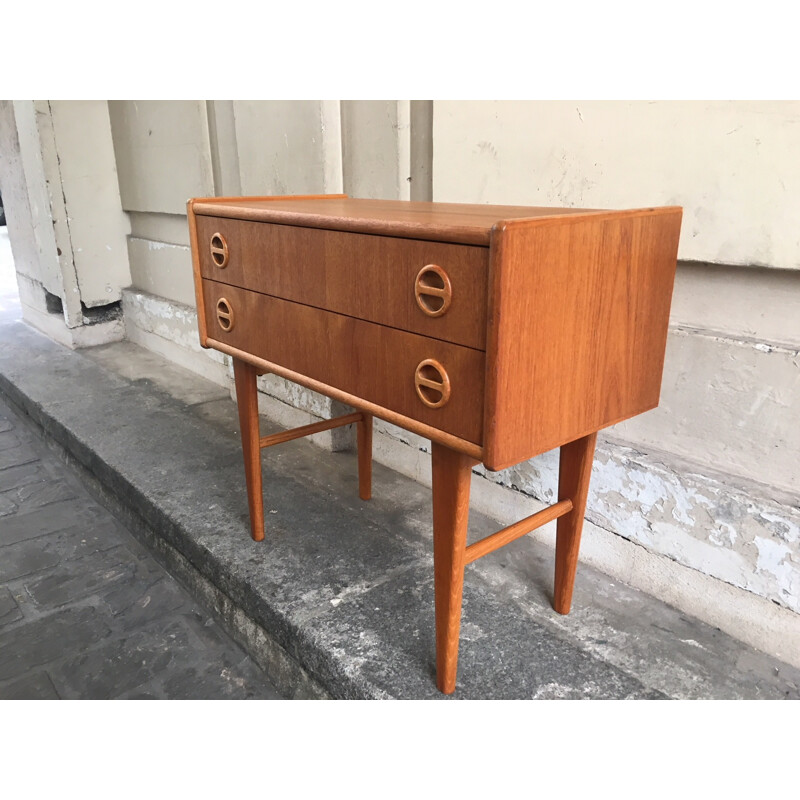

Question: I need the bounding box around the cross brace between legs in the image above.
[259,412,364,449]
[464,499,574,565]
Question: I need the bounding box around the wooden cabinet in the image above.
[200,278,486,443]
[188,194,682,694]
[195,215,489,350]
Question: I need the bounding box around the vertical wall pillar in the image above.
[0,100,131,348]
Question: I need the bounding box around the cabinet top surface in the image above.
[190,196,610,245]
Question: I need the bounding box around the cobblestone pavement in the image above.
[0,394,282,700]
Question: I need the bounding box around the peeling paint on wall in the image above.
[472,423,800,615]
[589,444,799,612]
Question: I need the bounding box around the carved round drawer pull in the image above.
[216,298,235,332]
[414,359,451,409]
[414,265,452,317]
[210,233,229,268]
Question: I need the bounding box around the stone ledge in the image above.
[2,318,799,698]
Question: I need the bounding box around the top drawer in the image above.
[195,214,488,351]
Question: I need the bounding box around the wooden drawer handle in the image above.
[210,232,229,268]
[415,359,451,408]
[414,265,452,317]
[216,297,235,332]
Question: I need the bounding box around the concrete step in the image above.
[0,394,282,700]
[1,317,798,699]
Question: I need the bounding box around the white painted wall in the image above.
[433,101,800,270]
[49,101,131,308]
[0,102,41,288]
[206,100,242,197]
[341,100,408,199]
[0,101,130,345]
[108,101,214,214]
[9,102,65,297]
[232,101,328,196]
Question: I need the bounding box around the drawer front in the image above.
[203,280,485,445]
[196,214,488,351]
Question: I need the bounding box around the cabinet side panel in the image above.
[484,208,682,471]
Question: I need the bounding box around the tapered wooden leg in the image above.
[431,442,478,694]
[233,358,264,542]
[357,413,372,501]
[554,431,597,614]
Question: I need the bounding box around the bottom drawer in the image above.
[203,280,485,444]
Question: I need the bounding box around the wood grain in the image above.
[188,195,345,346]
[233,358,264,542]
[202,279,486,445]
[206,337,484,461]
[431,443,477,694]
[464,499,573,565]
[195,215,489,351]
[258,412,363,449]
[191,193,347,205]
[483,207,682,471]
[554,432,597,614]
[192,197,606,246]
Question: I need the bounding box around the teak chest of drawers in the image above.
[188,195,682,694]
